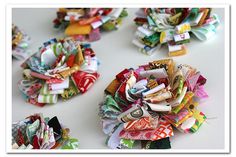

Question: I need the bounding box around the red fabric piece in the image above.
[32,135,40,149]
[116,69,130,82]
[117,82,127,101]
[197,75,207,86]
[119,118,174,141]
[134,17,148,24]
[102,8,113,16]
[84,48,96,57]
[157,78,169,87]
[26,83,42,96]
[17,129,25,146]
[52,53,64,68]
[30,72,51,80]
[28,98,45,107]
[72,71,99,93]
[28,114,42,123]
[46,78,64,84]
[66,54,76,67]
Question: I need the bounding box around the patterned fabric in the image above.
[105,79,121,96]
[123,117,158,131]
[61,138,79,149]
[99,95,122,120]
[12,24,30,60]
[163,108,193,127]
[181,110,206,133]
[12,114,79,149]
[119,118,174,141]
[54,8,128,42]
[61,78,79,100]
[132,8,220,56]
[120,139,135,149]
[100,59,208,149]
[72,71,99,93]
[172,91,194,114]
[12,122,28,145]
[18,38,100,106]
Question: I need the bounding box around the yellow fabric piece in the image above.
[168,46,187,57]
[59,65,80,78]
[149,59,175,77]
[65,23,92,36]
[75,44,84,66]
[58,8,85,15]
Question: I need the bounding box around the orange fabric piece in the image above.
[105,79,121,96]
[78,16,101,25]
[65,23,92,36]
[198,9,209,26]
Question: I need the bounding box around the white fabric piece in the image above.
[49,77,69,91]
[139,68,168,79]
[145,102,172,112]
[107,124,124,149]
[142,83,166,97]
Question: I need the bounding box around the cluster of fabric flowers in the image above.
[12,113,79,149]
[99,59,208,149]
[12,24,31,60]
[53,8,128,42]
[18,37,100,107]
[133,8,220,56]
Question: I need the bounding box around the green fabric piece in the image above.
[147,137,171,149]
[120,139,135,149]
[114,90,128,107]
[119,9,128,18]
[26,119,40,143]
[175,39,190,45]
[61,138,79,149]
[142,33,160,47]
[104,95,122,112]
[183,8,199,23]
[175,8,184,14]
[190,111,206,133]
[168,12,182,25]
[61,78,79,100]
[102,21,117,31]
[147,15,156,27]
[44,117,50,124]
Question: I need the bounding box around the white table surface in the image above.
[12,8,225,150]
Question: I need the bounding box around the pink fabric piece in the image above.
[72,35,86,42]
[194,85,208,99]
[186,72,200,91]
[30,71,51,80]
[186,72,208,99]
[88,28,101,42]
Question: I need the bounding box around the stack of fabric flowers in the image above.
[53,8,128,42]
[18,37,100,107]
[12,24,31,60]
[12,113,79,149]
[99,58,208,149]
[133,8,220,56]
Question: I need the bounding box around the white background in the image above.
[11,8,226,150]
